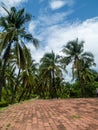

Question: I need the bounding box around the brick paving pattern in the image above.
[0,98,98,130]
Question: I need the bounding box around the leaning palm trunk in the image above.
[0,61,6,101]
[18,81,27,102]
[11,69,20,104]
[18,88,26,102]
[0,42,12,101]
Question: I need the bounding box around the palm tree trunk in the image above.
[27,88,32,99]
[0,42,12,101]
[52,69,57,98]
[81,82,86,97]
[49,72,52,98]
[0,58,9,101]
[11,68,20,104]
[18,81,27,102]
[0,60,6,101]
[77,71,85,97]
[18,88,26,102]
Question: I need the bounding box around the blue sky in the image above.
[0,0,98,81]
[24,0,98,22]
[23,0,98,22]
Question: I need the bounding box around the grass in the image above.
[6,123,11,127]
[5,123,11,130]
[70,115,81,119]
[0,106,8,113]
[0,98,37,113]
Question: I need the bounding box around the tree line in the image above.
[0,7,98,106]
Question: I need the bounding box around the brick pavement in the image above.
[0,98,98,130]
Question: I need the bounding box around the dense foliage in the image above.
[0,7,98,106]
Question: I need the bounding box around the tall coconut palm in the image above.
[61,38,95,97]
[39,51,62,98]
[0,6,39,101]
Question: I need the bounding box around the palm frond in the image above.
[2,6,10,15]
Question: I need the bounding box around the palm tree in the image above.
[61,38,95,97]
[0,6,39,101]
[18,57,37,102]
[79,54,95,92]
[39,51,62,98]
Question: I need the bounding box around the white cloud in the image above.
[28,10,73,44]
[28,10,73,38]
[2,0,27,6]
[50,0,74,10]
[0,0,28,15]
[39,11,73,26]
[50,0,65,10]
[28,21,38,35]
